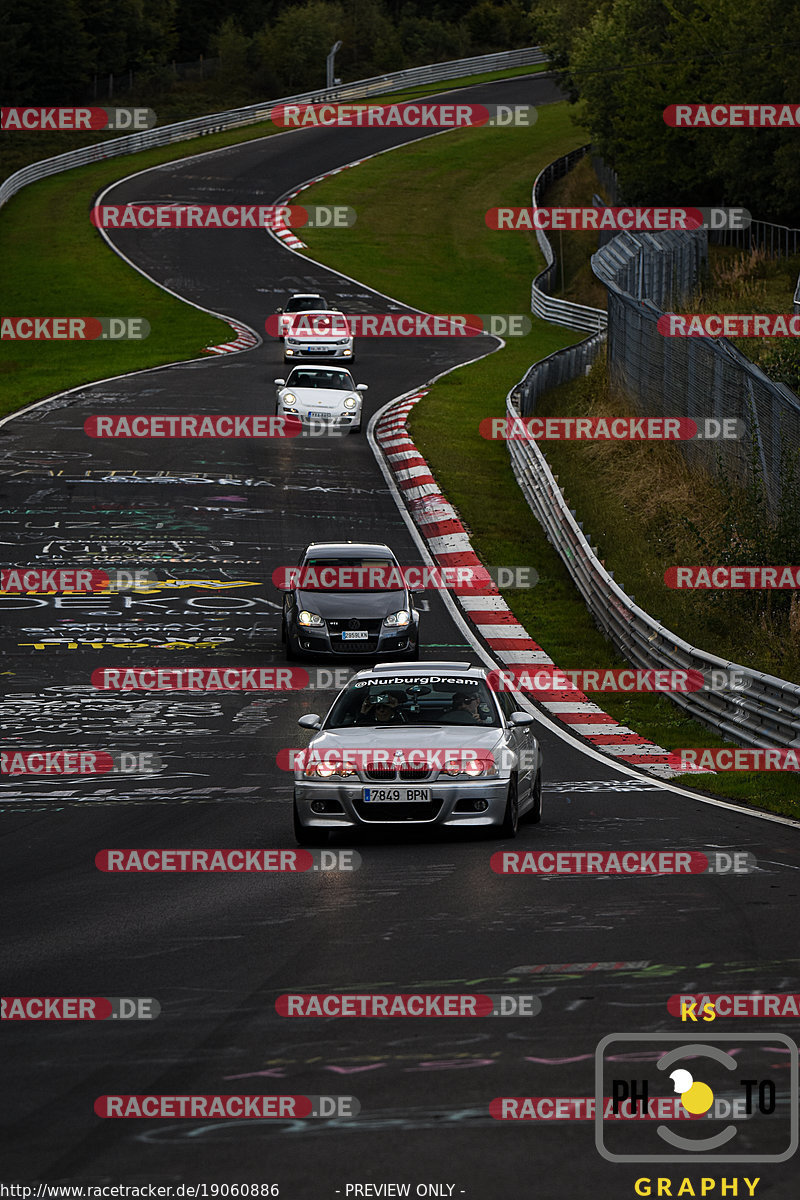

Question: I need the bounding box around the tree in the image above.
[2,0,92,101]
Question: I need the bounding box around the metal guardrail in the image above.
[0,48,548,211]
[507,365,800,747]
[509,147,800,747]
[530,145,607,333]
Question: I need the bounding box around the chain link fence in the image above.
[591,227,800,510]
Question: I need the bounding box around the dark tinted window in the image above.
[325,676,500,727]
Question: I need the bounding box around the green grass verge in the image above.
[294,104,800,820]
[0,67,549,419]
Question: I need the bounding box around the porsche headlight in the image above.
[383,609,410,627]
[343,396,358,410]
[283,392,298,405]
[298,610,324,627]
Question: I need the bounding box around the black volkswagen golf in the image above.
[280,541,420,659]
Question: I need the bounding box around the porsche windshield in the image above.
[287,370,355,390]
[325,677,500,727]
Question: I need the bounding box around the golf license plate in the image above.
[363,787,431,804]
[341,630,368,640]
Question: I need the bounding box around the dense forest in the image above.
[538,0,800,224]
[0,0,537,102]
[3,0,800,221]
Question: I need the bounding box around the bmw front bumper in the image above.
[293,776,511,830]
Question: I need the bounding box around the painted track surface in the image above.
[2,77,800,1196]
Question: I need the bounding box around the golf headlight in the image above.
[343,396,358,410]
[384,609,410,627]
[298,610,324,627]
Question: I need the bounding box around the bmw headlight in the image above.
[298,610,324,627]
[441,759,498,778]
[383,609,410,627]
[343,396,358,410]
[304,763,356,779]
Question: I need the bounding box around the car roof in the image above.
[288,363,351,371]
[288,293,325,300]
[290,310,346,319]
[303,541,394,558]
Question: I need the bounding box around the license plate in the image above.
[306,346,330,353]
[308,411,328,418]
[342,630,368,640]
[363,787,431,804]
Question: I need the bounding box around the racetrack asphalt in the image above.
[2,75,800,1197]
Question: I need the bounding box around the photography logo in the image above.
[595,1033,798,1162]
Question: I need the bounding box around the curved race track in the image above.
[2,75,800,1198]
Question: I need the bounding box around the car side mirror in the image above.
[298,714,321,730]
[355,383,368,390]
[276,307,284,313]
[274,378,286,385]
[509,711,535,727]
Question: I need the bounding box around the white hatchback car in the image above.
[274,365,367,434]
[283,309,354,362]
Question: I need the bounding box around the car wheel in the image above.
[293,798,329,846]
[408,638,420,660]
[494,775,519,838]
[524,768,543,824]
[351,419,362,434]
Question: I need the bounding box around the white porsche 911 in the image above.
[274,365,368,434]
